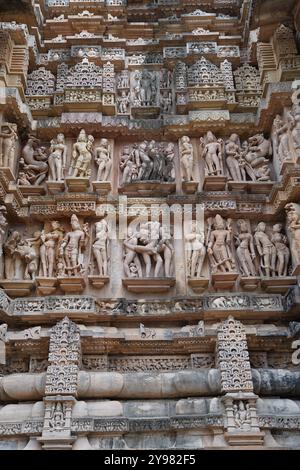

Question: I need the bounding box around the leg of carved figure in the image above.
[191,251,199,278]
[3,141,10,167]
[35,173,47,185]
[142,253,152,277]
[40,245,47,277]
[206,156,214,176]
[103,160,112,181]
[0,138,3,166]
[213,248,226,273]
[14,255,23,280]
[123,250,136,277]
[277,251,284,277]
[263,252,271,277]
[133,254,142,278]
[154,253,163,277]
[212,154,221,175]
[196,249,205,278]
[56,158,62,181]
[164,248,173,277]
[97,162,105,181]
[48,247,55,278]
[48,156,55,181]
[4,256,13,279]
[283,250,290,276]
[244,250,256,276]
[237,249,249,276]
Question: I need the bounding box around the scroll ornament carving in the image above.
[217,316,253,393]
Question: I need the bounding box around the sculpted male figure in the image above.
[59,214,88,276]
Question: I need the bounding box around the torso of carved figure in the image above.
[65,230,84,252]
[226,141,239,157]
[74,141,87,157]
[51,142,65,159]
[255,231,274,249]
[205,142,220,156]
[191,233,204,250]
[238,232,251,248]
[96,146,110,161]
[44,230,61,248]
[211,229,229,245]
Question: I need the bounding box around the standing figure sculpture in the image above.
[235,220,257,277]
[95,138,112,181]
[92,218,110,276]
[290,104,300,151]
[0,123,18,170]
[179,136,194,182]
[0,206,7,278]
[40,221,65,277]
[285,203,300,270]
[185,221,206,278]
[273,115,291,163]
[206,215,236,273]
[21,136,48,185]
[59,214,89,276]
[271,223,290,277]
[123,226,142,278]
[225,134,243,181]
[3,231,23,280]
[48,133,67,181]
[254,222,276,277]
[200,131,224,176]
[69,129,94,177]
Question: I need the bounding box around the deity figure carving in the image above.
[271,223,290,277]
[59,214,89,276]
[95,139,112,181]
[117,91,129,114]
[0,206,7,278]
[233,401,251,430]
[285,203,300,269]
[199,131,224,176]
[179,136,194,182]
[160,91,172,113]
[132,70,157,107]
[273,115,291,163]
[69,129,94,177]
[0,123,18,170]
[185,221,206,278]
[243,133,272,169]
[48,133,67,181]
[92,218,110,276]
[254,222,276,277]
[234,220,257,277]
[20,136,48,185]
[40,221,65,278]
[48,402,66,431]
[123,222,174,278]
[119,141,175,184]
[206,215,236,273]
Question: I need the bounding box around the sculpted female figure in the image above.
[0,123,18,169]
[285,203,300,268]
[235,220,257,277]
[0,206,7,278]
[48,133,67,181]
[179,136,194,182]
[40,221,65,277]
[185,221,206,278]
[92,218,110,276]
[95,139,112,181]
[157,226,174,277]
[273,115,290,163]
[290,105,300,151]
[271,223,290,277]
[207,215,235,273]
[70,129,94,177]
[225,134,242,181]
[254,222,276,277]
[200,131,224,176]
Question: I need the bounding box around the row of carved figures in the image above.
[0,121,299,188]
[0,204,300,282]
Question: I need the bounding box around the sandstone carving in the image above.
[0,123,18,170]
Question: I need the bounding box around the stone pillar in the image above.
[38,317,81,450]
[216,316,264,447]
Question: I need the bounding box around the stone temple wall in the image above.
[0,0,299,450]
